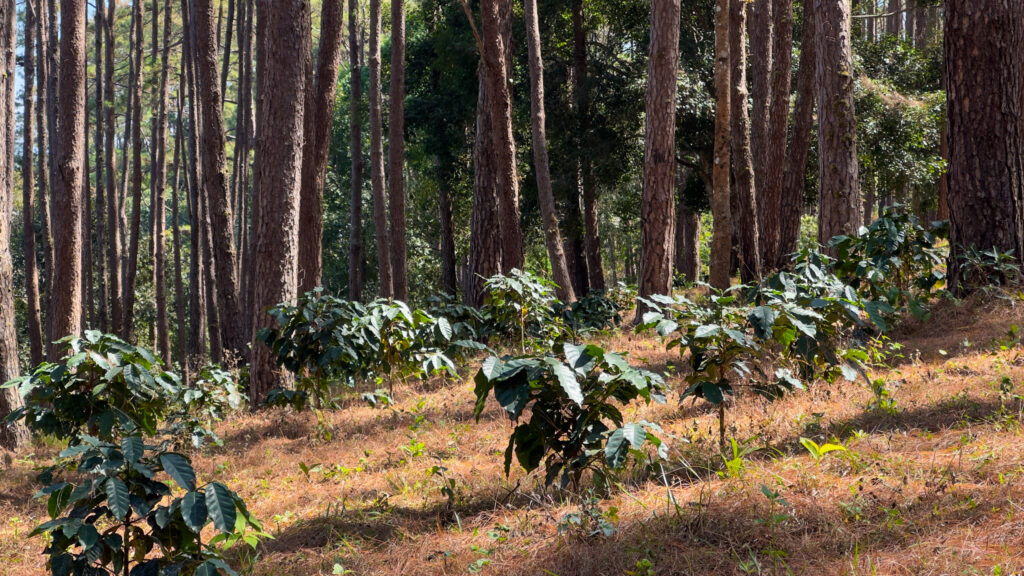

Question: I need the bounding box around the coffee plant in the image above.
[482,269,567,352]
[2,332,263,576]
[473,342,667,490]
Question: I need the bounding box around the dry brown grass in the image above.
[3,296,1024,575]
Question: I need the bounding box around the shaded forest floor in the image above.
[3,294,1024,575]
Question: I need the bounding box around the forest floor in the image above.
[3,294,1024,575]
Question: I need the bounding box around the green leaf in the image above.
[605,428,630,469]
[748,306,778,340]
[121,436,144,464]
[105,478,130,520]
[546,359,583,405]
[702,381,725,405]
[694,324,721,339]
[77,524,99,549]
[47,484,73,519]
[160,453,197,491]
[205,482,237,533]
[181,491,208,532]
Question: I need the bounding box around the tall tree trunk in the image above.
[194,0,246,355]
[574,0,603,291]
[761,0,793,269]
[172,116,188,379]
[181,17,209,361]
[22,0,43,366]
[638,0,681,304]
[369,0,392,297]
[729,0,761,283]
[777,0,816,266]
[886,0,899,36]
[48,0,87,356]
[220,0,235,100]
[749,0,772,223]
[674,176,701,283]
[816,0,861,247]
[35,0,54,346]
[564,196,589,296]
[0,0,27,450]
[467,63,502,307]
[93,0,107,333]
[480,0,524,273]
[153,0,172,364]
[944,0,1024,291]
[710,0,733,290]
[250,0,308,405]
[298,0,345,295]
[438,176,457,296]
[123,0,145,339]
[84,116,94,328]
[348,0,364,301]
[104,0,122,336]
[200,183,223,363]
[525,0,575,302]
[389,0,408,300]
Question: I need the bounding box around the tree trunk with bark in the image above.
[48,0,87,355]
[480,0,524,273]
[525,0,575,302]
[816,0,861,247]
[944,0,1024,291]
[0,0,28,450]
[777,0,816,266]
[123,0,145,339]
[250,0,308,405]
[729,0,761,283]
[574,0,603,291]
[761,0,792,269]
[749,0,772,222]
[348,0,364,301]
[369,0,392,297]
[298,0,346,295]
[710,0,733,290]
[104,0,122,336]
[153,0,172,364]
[22,0,43,366]
[467,62,503,307]
[638,0,681,304]
[389,0,408,300]
[674,191,701,282]
[195,0,246,355]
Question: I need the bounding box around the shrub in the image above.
[828,206,948,320]
[3,332,263,576]
[168,365,247,448]
[473,342,667,489]
[482,269,567,352]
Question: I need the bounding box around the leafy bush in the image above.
[259,290,484,410]
[955,246,1022,290]
[3,332,263,576]
[3,331,181,441]
[473,343,667,489]
[556,287,632,337]
[168,365,247,448]
[828,206,948,320]
[482,269,567,352]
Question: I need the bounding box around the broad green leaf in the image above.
[748,306,778,340]
[181,491,208,532]
[205,482,237,533]
[105,478,130,519]
[121,436,144,464]
[160,453,197,491]
[546,359,583,405]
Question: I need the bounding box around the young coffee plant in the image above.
[473,342,667,490]
[482,269,567,352]
[167,365,248,448]
[556,287,631,339]
[2,332,264,576]
[828,206,948,320]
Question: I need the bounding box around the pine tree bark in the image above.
[22,0,43,366]
[47,0,87,355]
[123,0,145,339]
[195,0,246,355]
[777,0,815,266]
[153,0,172,364]
[104,0,122,337]
[886,0,900,37]
[944,0,1024,291]
[761,0,792,269]
[816,0,861,247]
[250,0,308,405]
[298,0,345,295]
[710,0,733,290]
[574,0,603,291]
[467,62,503,307]
[749,0,772,221]
[348,0,364,301]
[0,0,28,450]
[369,0,392,297]
[674,187,701,282]
[35,0,54,344]
[480,0,524,273]
[93,0,107,332]
[525,0,575,302]
[638,0,681,303]
[389,0,408,300]
[729,0,761,283]
[172,115,188,377]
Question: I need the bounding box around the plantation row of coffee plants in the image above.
[5,208,1022,575]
